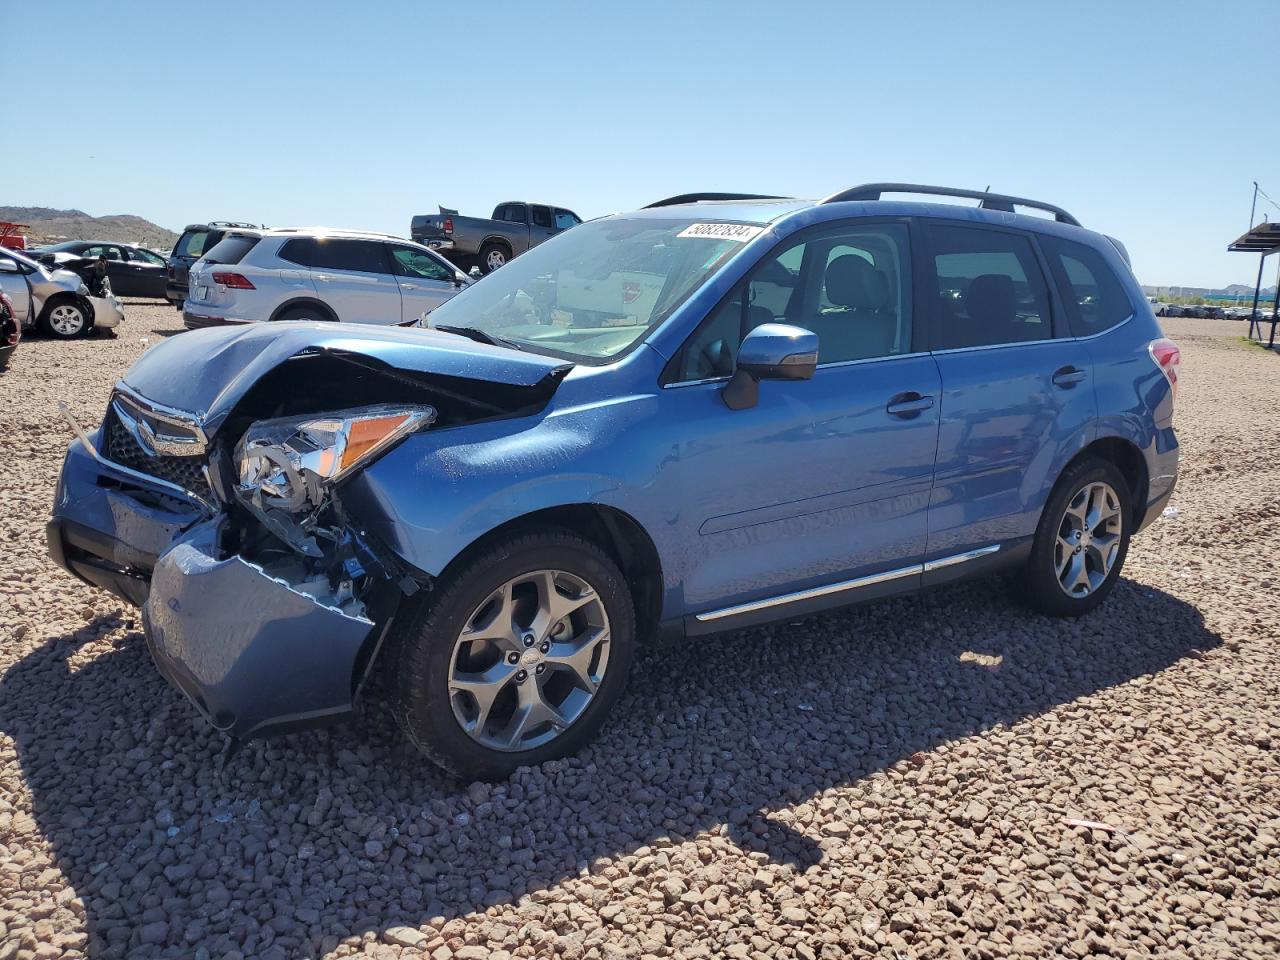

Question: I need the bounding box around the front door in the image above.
[529,205,557,248]
[308,238,403,324]
[920,221,1096,562]
[660,220,941,615]
[386,243,460,322]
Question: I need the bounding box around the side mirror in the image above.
[0,260,17,273]
[469,265,482,279]
[454,271,469,287]
[723,323,819,410]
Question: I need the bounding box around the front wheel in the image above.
[39,298,89,338]
[389,530,635,780]
[479,243,510,274]
[1021,457,1132,617]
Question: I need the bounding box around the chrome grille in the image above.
[104,405,212,500]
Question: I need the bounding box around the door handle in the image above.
[1052,365,1087,388]
[886,392,935,417]
[400,283,418,290]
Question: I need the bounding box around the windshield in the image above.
[2,249,48,278]
[425,216,757,361]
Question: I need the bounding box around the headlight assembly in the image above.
[236,404,435,514]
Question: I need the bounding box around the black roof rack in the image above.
[819,183,1081,227]
[644,192,789,209]
[207,220,261,229]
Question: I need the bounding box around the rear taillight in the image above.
[1149,338,1180,401]
[212,272,255,290]
[443,217,453,235]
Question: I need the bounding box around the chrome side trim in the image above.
[57,402,217,516]
[922,543,1001,572]
[694,543,1003,623]
[694,563,919,623]
[663,350,930,389]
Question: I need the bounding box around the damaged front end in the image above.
[48,324,572,740]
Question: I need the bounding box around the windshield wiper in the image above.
[431,324,524,351]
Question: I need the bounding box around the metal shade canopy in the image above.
[1227,222,1280,254]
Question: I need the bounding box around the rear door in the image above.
[921,221,1095,569]
[309,238,402,324]
[386,243,460,321]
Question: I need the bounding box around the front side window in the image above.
[129,248,166,265]
[554,209,580,230]
[531,205,553,228]
[927,224,1052,349]
[423,216,752,362]
[671,222,913,381]
[389,245,453,281]
[1039,235,1134,337]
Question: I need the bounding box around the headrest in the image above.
[825,255,889,310]
[965,274,1016,325]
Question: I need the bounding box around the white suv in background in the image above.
[183,227,471,329]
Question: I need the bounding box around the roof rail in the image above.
[819,183,1081,227]
[644,192,790,209]
[207,220,261,229]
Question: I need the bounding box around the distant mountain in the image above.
[0,205,178,251]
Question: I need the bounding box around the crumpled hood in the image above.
[120,321,572,431]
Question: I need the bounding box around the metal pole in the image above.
[1250,252,1265,339]
[1271,256,1280,350]
[1251,181,1260,230]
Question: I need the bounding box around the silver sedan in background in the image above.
[0,248,124,339]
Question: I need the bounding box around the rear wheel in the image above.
[389,529,635,780]
[479,243,510,274]
[39,298,88,339]
[1021,457,1131,617]
[276,305,331,324]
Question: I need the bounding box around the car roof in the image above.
[256,226,412,242]
[620,196,1107,247]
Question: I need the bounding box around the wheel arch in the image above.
[436,503,665,644]
[1063,435,1149,517]
[479,236,514,255]
[38,292,94,330]
[268,297,339,323]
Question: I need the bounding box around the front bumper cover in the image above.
[49,433,382,740]
[141,523,374,739]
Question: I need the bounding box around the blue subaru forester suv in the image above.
[49,183,1180,779]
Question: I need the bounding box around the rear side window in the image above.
[174,229,209,259]
[1039,235,1134,337]
[926,224,1052,350]
[202,235,259,266]
[502,203,527,224]
[281,238,388,273]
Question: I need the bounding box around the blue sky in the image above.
[6,0,1276,288]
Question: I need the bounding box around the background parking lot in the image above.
[1,307,1278,958]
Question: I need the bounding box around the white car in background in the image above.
[0,248,124,339]
[183,227,471,330]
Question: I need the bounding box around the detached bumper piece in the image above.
[142,526,374,740]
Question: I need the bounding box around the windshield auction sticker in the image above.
[677,223,766,243]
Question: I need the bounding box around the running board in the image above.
[693,544,1001,625]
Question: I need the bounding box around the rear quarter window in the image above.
[1039,235,1135,337]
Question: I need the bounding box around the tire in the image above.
[479,242,511,274]
[276,305,331,324]
[38,298,89,339]
[389,529,635,780]
[1020,456,1132,617]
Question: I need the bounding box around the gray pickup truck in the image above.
[410,201,582,274]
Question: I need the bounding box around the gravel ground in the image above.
[0,306,1278,960]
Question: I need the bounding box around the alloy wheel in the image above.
[486,249,506,271]
[1055,481,1123,597]
[448,569,610,752]
[49,304,85,336]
